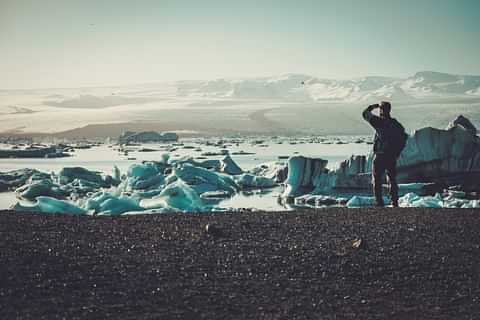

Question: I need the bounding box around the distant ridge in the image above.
[176,71,480,102]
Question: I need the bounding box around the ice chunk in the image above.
[294,194,338,207]
[97,196,143,215]
[127,162,161,179]
[395,118,480,189]
[0,168,43,189]
[312,171,337,193]
[461,200,480,208]
[119,131,178,144]
[250,161,288,182]
[397,183,438,196]
[200,190,232,199]
[172,163,238,195]
[131,174,165,190]
[282,156,328,198]
[346,195,389,208]
[170,157,221,171]
[13,196,87,215]
[234,173,276,189]
[140,180,204,212]
[113,165,121,181]
[85,192,143,215]
[398,192,443,208]
[15,179,66,201]
[125,162,166,191]
[220,154,243,175]
[59,167,108,187]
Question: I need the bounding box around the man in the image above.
[362,101,406,207]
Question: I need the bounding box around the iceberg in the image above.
[220,154,243,175]
[13,196,87,215]
[127,162,161,180]
[15,179,67,201]
[395,119,480,189]
[294,194,339,206]
[97,196,143,215]
[282,156,328,199]
[170,157,221,171]
[234,173,276,189]
[0,169,43,189]
[282,115,480,200]
[398,193,443,208]
[140,180,204,212]
[119,131,178,144]
[250,161,288,183]
[172,163,238,196]
[124,162,167,191]
[85,192,144,215]
[346,196,389,208]
[59,167,109,187]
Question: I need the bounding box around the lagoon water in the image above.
[0,137,372,211]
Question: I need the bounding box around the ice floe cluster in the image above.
[3,115,480,215]
[8,154,280,215]
[280,115,480,208]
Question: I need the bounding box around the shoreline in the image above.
[1,208,480,319]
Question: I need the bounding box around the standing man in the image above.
[362,101,407,207]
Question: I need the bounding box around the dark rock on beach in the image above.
[1,208,480,319]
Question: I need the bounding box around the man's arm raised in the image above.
[362,104,382,128]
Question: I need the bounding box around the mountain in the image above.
[175,71,480,103]
[401,71,480,96]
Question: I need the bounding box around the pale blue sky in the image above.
[1,0,479,89]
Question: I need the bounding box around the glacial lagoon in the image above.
[0,136,372,211]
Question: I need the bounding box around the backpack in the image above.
[381,118,408,158]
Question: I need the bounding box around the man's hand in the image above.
[363,103,381,126]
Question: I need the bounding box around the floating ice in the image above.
[294,194,339,206]
[0,169,42,189]
[170,156,221,171]
[397,183,439,196]
[250,161,288,183]
[172,163,238,196]
[113,165,121,181]
[346,195,389,208]
[140,180,204,212]
[220,154,243,175]
[59,167,109,187]
[84,192,144,215]
[15,179,66,201]
[119,131,178,144]
[234,173,276,189]
[123,162,168,191]
[398,192,443,208]
[13,196,87,215]
[282,156,328,198]
[460,200,480,208]
[127,162,161,179]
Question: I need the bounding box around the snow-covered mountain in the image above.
[176,71,480,102]
[402,71,480,96]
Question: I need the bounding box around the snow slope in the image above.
[176,71,480,102]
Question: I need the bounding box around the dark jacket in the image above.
[362,105,406,155]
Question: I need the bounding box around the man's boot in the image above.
[373,180,384,207]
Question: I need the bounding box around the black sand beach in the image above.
[1,208,480,319]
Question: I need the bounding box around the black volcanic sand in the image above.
[1,208,480,319]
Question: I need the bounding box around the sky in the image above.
[1,0,479,89]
